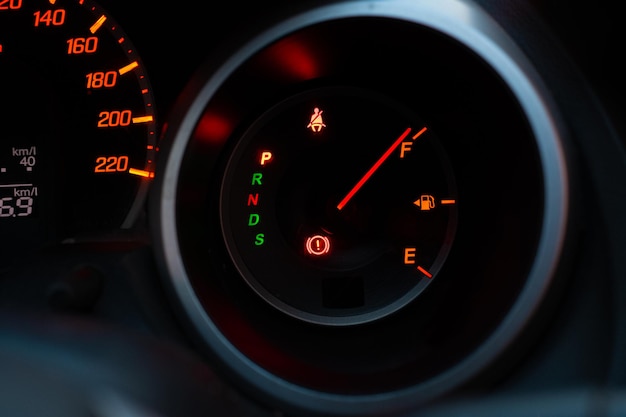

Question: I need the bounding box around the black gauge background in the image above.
[0,0,157,262]
[168,16,547,395]
[220,86,458,325]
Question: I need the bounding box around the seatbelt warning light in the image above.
[306,107,326,132]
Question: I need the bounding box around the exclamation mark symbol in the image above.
[305,235,330,256]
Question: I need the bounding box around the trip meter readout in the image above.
[0,145,38,218]
[0,0,157,258]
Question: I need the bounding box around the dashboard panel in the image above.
[2,0,626,416]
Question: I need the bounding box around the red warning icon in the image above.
[305,234,331,256]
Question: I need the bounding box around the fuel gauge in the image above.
[154,2,569,411]
[220,87,457,325]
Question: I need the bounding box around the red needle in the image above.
[337,127,420,210]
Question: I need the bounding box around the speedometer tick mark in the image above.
[129,168,154,179]
[119,61,139,75]
[132,115,154,124]
[90,15,107,34]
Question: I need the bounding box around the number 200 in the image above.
[97,110,132,127]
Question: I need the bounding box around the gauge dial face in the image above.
[155,3,568,413]
[221,87,457,325]
[0,0,156,257]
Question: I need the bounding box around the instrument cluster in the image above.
[1,1,626,416]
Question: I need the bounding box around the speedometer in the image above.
[0,0,156,259]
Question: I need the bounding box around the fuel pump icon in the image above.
[414,195,436,211]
